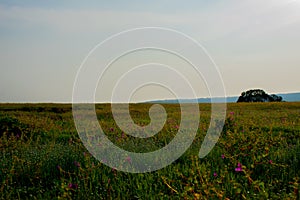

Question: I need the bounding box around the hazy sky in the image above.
[1,0,300,102]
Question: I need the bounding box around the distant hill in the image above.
[277,92,300,102]
[146,92,300,104]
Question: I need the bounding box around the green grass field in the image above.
[0,102,299,199]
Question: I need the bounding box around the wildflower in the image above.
[269,160,273,164]
[125,156,131,163]
[122,132,126,138]
[213,172,218,177]
[68,183,78,190]
[110,127,114,132]
[88,136,95,141]
[230,111,234,115]
[74,161,80,168]
[281,117,287,123]
[221,154,225,159]
[235,163,243,172]
[112,167,117,176]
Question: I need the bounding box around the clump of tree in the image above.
[237,89,283,103]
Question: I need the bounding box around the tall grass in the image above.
[0,103,299,199]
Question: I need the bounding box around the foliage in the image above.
[237,89,283,103]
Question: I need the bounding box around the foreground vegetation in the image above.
[0,102,299,199]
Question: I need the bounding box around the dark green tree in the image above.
[237,89,283,102]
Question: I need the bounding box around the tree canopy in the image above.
[237,89,283,103]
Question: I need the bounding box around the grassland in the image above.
[0,102,299,199]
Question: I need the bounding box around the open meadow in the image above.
[0,102,299,199]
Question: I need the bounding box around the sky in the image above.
[1,0,300,102]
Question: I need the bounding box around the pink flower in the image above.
[230,111,234,115]
[221,154,225,159]
[235,163,243,172]
[88,136,95,141]
[269,160,273,164]
[68,183,78,189]
[112,167,117,176]
[74,161,80,168]
[281,117,287,123]
[121,132,125,138]
[235,167,242,172]
[213,172,218,177]
[125,156,131,163]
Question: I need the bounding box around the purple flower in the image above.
[213,172,218,177]
[230,111,234,115]
[68,183,78,190]
[235,163,243,172]
[221,154,225,159]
